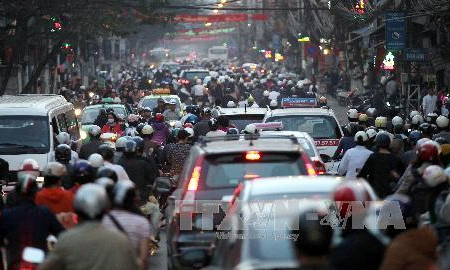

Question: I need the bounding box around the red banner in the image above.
[173,13,268,23]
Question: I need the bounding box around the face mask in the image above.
[108,119,115,124]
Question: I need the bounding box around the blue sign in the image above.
[281,98,317,108]
[386,13,405,50]
[404,48,427,62]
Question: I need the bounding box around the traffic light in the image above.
[50,16,62,32]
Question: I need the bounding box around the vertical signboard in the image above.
[386,13,406,50]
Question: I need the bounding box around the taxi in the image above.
[79,98,129,142]
[138,88,183,116]
[263,98,343,162]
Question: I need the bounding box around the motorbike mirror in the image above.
[22,247,45,264]
[320,154,331,163]
[179,248,210,269]
[155,177,171,195]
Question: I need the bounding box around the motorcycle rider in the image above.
[152,98,166,115]
[40,184,139,270]
[79,125,102,160]
[54,144,74,189]
[114,137,128,163]
[124,114,140,136]
[332,123,358,160]
[358,132,404,198]
[141,107,153,124]
[365,127,378,150]
[97,144,130,181]
[433,115,450,142]
[206,118,226,137]
[102,180,151,269]
[55,132,79,163]
[163,99,179,121]
[375,116,389,132]
[366,108,377,127]
[419,122,437,139]
[347,108,359,123]
[391,116,408,157]
[401,130,422,167]
[165,129,192,178]
[338,131,373,179]
[70,160,94,194]
[410,114,425,131]
[151,113,169,145]
[119,141,156,204]
[358,113,368,129]
[93,109,108,128]
[35,162,74,214]
[0,174,64,269]
[193,108,212,141]
[269,100,278,110]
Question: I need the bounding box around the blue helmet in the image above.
[73,160,93,184]
[185,114,200,126]
[124,140,137,154]
[408,130,422,146]
[132,136,145,152]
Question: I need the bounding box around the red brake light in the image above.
[245,151,261,161]
[187,166,201,191]
[302,155,317,176]
[313,160,326,175]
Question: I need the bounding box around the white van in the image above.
[0,95,80,181]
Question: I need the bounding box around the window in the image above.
[57,114,67,132]
[65,110,80,140]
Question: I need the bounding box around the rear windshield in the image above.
[265,115,342,140]
[183,72,210,81]
[201,153,305,189]
[141,97,181,111]
[228,115,265,132]
[81,107,126,125]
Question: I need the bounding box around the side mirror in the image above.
[320,154,331,163]
[155,177,171,195]
[179,248,210,269]
[22,247,45,264]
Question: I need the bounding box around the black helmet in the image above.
[208,118,219,131]
[192,106,201,116]
[95,177,115,202]
[202,108,212,117]
[16,173,38,197]
[96,166,118,183]
[132,136,145,152]
[419,123,436,136]
[55,144,72,163]
[375,132,391,148]
[345,122,359,136]
[72,160,93,184]
[97,144,114,161]
[136,122,146,135]
[435,137,448,145]
[291,208,333,257]
[124,140,137,154]
[185,105,194,114]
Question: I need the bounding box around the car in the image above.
[260,130,326,174]
[0,95,79,181]
[165,135,317,270]
[80,102,129,141]
[159,61,181,73]
[177,176,342,270]
[218,107,268,132]
[263,107,344,162]
[178,69,210,87]
[138,90,183,117]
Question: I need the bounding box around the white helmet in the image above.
[365,128,378,139]
[174,121,183,129]
[263,90,269,97]
[270,100,278,107]
[227,101,236,108]
[184,127,194,138]
[115,137,128,149]
[42,162,67,178]
[354,131,368,142]
[142,125,154,135]
[18,159,40,178]
[260,78,267,84]
[436,116,450,128]
[239,78,244,83]
[411,115,424,125]
[74,183,108,220]
[56,132,71,145]
[423,165,447,187]
[80,85,86,90]
[296,81,304,88]
[127,114,139,123]
[244,124,257,134]
[89,125,101,136]
[88,153,104,168]
[347,109,359,120]
[196,79,202,85]
[287,80,293,85]
[410,110,421,119]
[277,81,283,86]
[392,116,404,126]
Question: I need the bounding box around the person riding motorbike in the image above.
[193,108,212,141]
[391,116,408,157]
[164,130,192,179]
[124,114,140,137]
[79,125,102,160]
[338,131,373,179]
[70,160,94,194]
[98,144,130,181]
[101,112,122,135]
[332,123,358,160]
[151,113,169,145]
[401,130,422,168]
[114,137,128,164]
[163,99,179,121]
[433,115,450,142]
[347,108,359,123]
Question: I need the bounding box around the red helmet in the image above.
[154,113,165,123]
[416,142,439,162]
[18,159,40,178]
[333,180,373,219]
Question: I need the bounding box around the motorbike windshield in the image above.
[0,116,50,154]
[265,115,342,140]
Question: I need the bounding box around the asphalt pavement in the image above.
[326,94,349,125]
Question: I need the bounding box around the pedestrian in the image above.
[422,89,438,116]
[39,184,139,270]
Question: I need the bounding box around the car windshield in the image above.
[203,153,305,189]
[141,97,181,111]
[0,116,50,154]
[265,115,341,140]
[184,72,210,81]
[81,107,126,125]
[228,115,265,131]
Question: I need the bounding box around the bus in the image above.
[207,46,228,62]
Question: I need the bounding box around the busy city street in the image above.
[1,0,450,270]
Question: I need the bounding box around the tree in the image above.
[0,0,166,95]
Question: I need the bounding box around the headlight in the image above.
[148,79,152,84]
[80,130,87,140]
[88,92,94,98]
[75,108,81,116]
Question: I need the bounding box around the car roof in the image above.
[219,107,268,115]
[266,108,337,117]
[0,95,70,116]
[83,104,125,110]
[142,95,180,100]
[243,176,342,200]
[182,69,209,73]
[198,137,304,155]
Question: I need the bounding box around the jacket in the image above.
[396,163,431,194]
[79,138,103,160]
[101,123,122,135]
[119,157,157,202]
[193,119,211,141]
[380,227,438,270]
[35,187,74,214]
[151,122,169,145]
[39,222,139,270]
[338,145,373,179]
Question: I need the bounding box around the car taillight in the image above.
[245,151,261,161]
[313,160,326,175]
[181,157,204,212]
[187,166,201,191]
[301,155,317,176]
